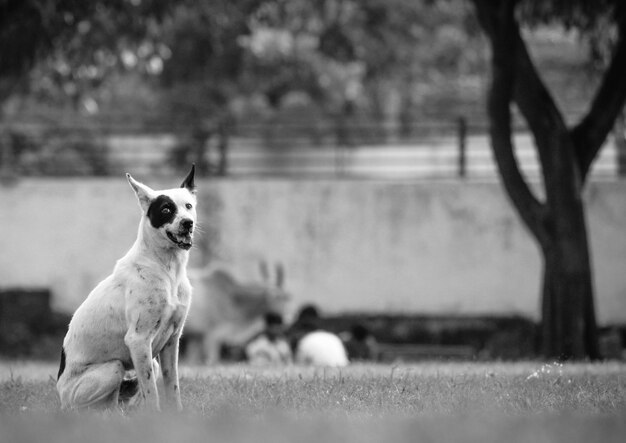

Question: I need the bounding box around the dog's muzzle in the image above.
[166,228,193,250]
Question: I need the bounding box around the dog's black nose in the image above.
[181,218,194,232]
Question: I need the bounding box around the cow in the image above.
[184,261,290,364]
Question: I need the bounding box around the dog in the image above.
[185,261,290,364]
[56,165,197,411]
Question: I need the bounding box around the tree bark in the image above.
[540,197,599,359]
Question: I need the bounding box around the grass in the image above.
[1,360,626,442]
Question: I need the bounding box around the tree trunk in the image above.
[472,0,615,360]
[540,198,600,359]
[216,120,229,176]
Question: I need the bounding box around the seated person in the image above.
[286,304,321,352]
[288,304,349,367]
[295,330,349,367]
[245,312,292,365]
[343,323,378,361]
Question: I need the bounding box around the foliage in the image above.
[2,0,618,125]
[517,0,624,30]
[240,0,483,116]
[0,0,173,108]
[517,0,625,69]
[154,0,261,125]
[1,0,487,127]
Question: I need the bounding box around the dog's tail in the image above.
[119,377,139,401]
[57,348,66,380]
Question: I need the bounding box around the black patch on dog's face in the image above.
[147,195,177,228]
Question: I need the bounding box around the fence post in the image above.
[217,120,229,177]
[457,116,467,178]
[334,143,343,178]
[0,128,17,185]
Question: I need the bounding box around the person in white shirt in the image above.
[245,312,292,365]
[295,330,349,367]
[287,304,349,367]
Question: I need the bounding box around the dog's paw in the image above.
[118,377,139,402]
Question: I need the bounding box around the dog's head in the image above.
[126,165,197,251]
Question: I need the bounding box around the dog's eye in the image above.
[162,207,171,214]
[185,203,193,210]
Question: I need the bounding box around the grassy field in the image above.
[1,360,625,442]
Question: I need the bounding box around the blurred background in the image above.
[0,0,625,363]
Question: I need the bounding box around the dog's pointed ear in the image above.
[180,164,196,194]
[126,173,155,212]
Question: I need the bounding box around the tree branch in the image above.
[473,0,549,244]
[511,29,569,181]
[571,18,626,182]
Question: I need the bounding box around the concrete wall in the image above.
[1,178,625,324]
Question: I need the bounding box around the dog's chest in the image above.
[150,293,188,356]
[120,255,191,356]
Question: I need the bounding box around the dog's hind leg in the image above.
[57,360,125,410]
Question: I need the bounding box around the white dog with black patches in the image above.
[57,166,197,411]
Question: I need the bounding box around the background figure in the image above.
[343,324,379,362]
[184,261,290,364]
[286,304,321,352]
[245,312,292,366]
[288,304,349,367]
[295,330,349,367]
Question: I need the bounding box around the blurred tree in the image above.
[2,1,483,136]
[155,0,263,175]
[0,0,177,178]
[0,0,174,112]
[471,0,626,359]
[244,0,482,143]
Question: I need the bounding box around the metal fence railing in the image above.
[0,118,624,180]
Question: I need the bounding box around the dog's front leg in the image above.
[159,303,187,411]
[159,338,181,411]
[124,328,159,410]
